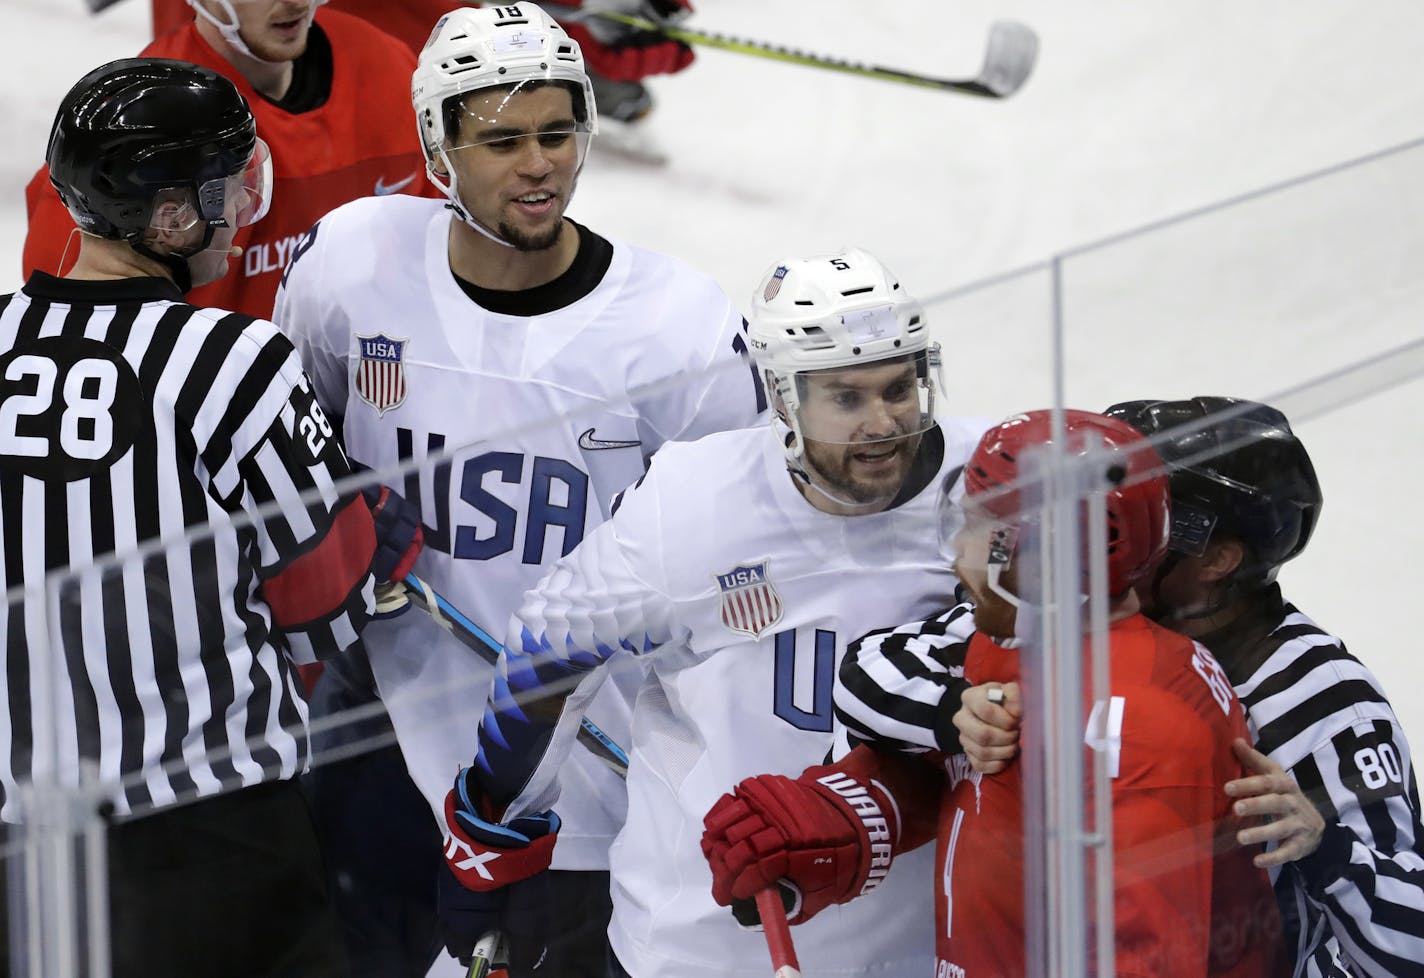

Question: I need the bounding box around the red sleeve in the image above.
[23,167,83,278]
[832,744,945,856]
[260,492,376,631]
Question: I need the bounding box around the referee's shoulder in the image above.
[176,301,298,365]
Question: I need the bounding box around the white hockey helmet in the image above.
[411,3,597,227]
[747,247,935,466]
[186,0,327,65]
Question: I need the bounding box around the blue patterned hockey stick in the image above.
[401,572,630,778]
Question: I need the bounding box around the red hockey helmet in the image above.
[963,410,1171,596]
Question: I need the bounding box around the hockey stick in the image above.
[463,931,502,978]
[580,12,1038,99]
[85,0,128,12]
[398,573,634,978]
[402,572,631,777]
[757,888,802,978]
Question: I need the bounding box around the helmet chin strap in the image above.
[429,154,516,249]
[128,221,220,294]
[429,140,591,251]
[774,415,895,513]
[791,467,893,512]
[188,0,321,66]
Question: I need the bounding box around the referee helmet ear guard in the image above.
[46,58,270,287]
[1104,396,1321,586]
[412,3,597,224]
[746,247,935,472]
[962,410,1171,605]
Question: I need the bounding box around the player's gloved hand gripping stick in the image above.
[397,574,796,977]
[395,577,629,973]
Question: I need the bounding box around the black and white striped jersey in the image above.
[1204,584,1424,978]
[835,601,975,753]
[835,583,1424,978]
[0,273,376,821]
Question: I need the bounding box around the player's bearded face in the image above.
[797,360,924,506]
[448,85,583,252]
[216,0,315,62]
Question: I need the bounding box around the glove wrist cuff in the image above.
[802,770,899,899]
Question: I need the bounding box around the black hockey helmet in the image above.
[1104,396,1321,585]
[46,58,261,250]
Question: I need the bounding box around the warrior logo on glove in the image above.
[814,772,894,896]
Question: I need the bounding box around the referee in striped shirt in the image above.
[838,397,1423,978]
[0,59,419,977]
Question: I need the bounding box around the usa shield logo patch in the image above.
[716,561,784,639]
[763,265,789,303]
[355,334,408,416]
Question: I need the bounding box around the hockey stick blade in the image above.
[756,888,802,978]
[86,0,130,12]
[583,12,1038,98]
[401,573,631,777]
[974,21,1040,98]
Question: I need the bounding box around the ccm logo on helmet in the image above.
[816,772,894,894]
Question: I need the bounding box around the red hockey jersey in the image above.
[839,615,1286,978]
[152,0,459,53]
[24,8,437,319]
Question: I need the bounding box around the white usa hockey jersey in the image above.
[480,419,988,977]
[272,194,764,866]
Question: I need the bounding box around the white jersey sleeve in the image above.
[270,220,350,426]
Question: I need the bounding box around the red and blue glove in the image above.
[554,0,696,81]
[439,767,562,962]
[701,763,901,925]
[359,483,423,583]
[442,768,561,894]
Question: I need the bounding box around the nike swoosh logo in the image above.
[578,428,641,451]
[374,172,418,195]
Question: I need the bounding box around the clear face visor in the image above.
[148,137,272,235]
[951,503,1025,607]
[783,349,935,446]
[441,80,595,170]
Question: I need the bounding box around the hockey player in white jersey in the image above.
[438,248,989,977]
[271,4,764,973]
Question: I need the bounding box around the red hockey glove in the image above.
[701,764,900,924]
[556,0,695,81]
[442,769,560,894]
